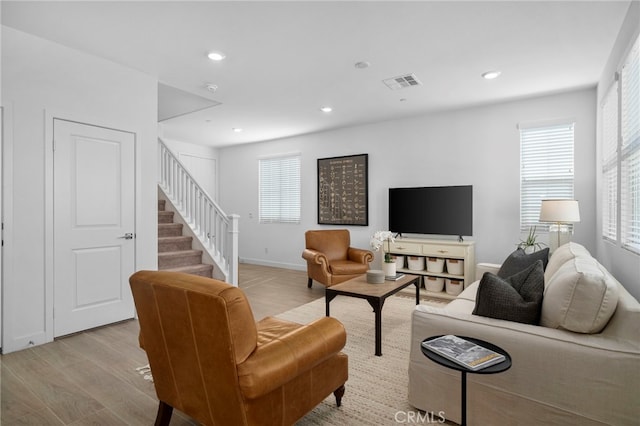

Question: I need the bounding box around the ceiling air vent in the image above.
[382,73,422,90]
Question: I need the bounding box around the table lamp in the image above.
[539,199,580,253]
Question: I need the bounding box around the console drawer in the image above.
[422,244,467,258]
[389,241,422,255]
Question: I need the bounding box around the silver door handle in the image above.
[118,233,134,240]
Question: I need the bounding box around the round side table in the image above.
[421,335,511,426]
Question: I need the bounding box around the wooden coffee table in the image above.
[325,274,421,356]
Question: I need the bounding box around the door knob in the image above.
[118,233,134,240]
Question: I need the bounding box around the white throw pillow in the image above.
[544,242,592,283]
[541,256,619,333]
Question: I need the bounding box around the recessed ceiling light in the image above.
[482,70,501,80]
[207,51,226,61]
[205,83,218,92]
[232,127,243,133]
[320,106,333,113]
[355,61,370,69]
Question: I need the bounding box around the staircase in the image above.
[158,138,239,285]
[158,199,213,278]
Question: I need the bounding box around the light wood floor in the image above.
[1,264,323,425]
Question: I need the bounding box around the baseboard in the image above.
[239,257,306,271]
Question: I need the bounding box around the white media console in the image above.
[388,237,475,300]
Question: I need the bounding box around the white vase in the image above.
[382,261,396,278]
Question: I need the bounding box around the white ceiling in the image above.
[1,1,631,147]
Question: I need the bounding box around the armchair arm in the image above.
[302,248,329,268]
[475,262,501,281]
[347,247,374,264]
[237,317,346,399]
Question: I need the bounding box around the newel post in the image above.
[228,214,240,286]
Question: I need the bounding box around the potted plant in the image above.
[370,231,396,277]
[518,226,546,254]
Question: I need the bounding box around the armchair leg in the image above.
[307,278,313,288]
[154,401,173,426]
[333,384,345,407]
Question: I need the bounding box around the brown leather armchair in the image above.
[302,229,374,288]
[130,270,348,426]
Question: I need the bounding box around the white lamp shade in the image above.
[539,199,581,223]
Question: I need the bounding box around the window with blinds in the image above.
[620,34,640,252]
[602,82,618,241]
[259,154,301,224]
[601,33,639,254]
[520,123,575,231]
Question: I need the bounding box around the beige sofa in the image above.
[408,243,640,425]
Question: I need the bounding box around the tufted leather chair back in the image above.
[305,229,350,261]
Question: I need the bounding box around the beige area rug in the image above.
[281,295,448,426]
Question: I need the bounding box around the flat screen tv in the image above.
[389,185,473,240]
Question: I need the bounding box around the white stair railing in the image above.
[158,139,239,286]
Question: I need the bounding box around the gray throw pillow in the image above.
[497,247,549,278]
[473,260,545,325]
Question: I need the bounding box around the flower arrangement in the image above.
[370,231,395,263]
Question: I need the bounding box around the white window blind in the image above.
[259,155,301,224]
[520,123,575,231]
[620,34,640,252]
[602,82,619,241]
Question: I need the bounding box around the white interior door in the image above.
[53,119,135,337]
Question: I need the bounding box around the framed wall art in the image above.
[317,153,368,226]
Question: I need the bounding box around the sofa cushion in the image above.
[456,280,479,303]
[541,256,619,333]
[543,242,592,282]
[473,260,545,325]
[329,259,369,275]
[497,248,549,278]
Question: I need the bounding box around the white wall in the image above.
[159,133,219,165]
[1,27,158,352]
[219,88,598,278]
[160,134,219,200]
[596,1,640,300]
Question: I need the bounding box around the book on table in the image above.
[385,273,405,281]
[421,335,505,371]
